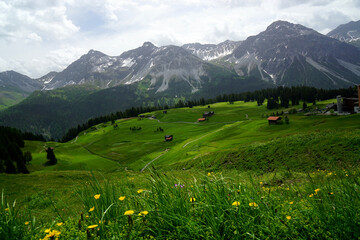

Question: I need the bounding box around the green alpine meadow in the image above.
[1,98,360,239]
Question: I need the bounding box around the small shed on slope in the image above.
[267,116,282,125]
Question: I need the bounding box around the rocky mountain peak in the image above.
[264,20,318,37]
[327,20,360,43]
[142,42,156,48]
[228,20,360,88]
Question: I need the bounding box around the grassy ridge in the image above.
[22,100,360,173]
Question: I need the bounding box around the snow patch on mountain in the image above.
[122,58,135,68]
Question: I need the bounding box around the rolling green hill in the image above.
[22,99,360,174]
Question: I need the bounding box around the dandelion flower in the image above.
[87,225,98,229]
[56,222,63,226]
[45,229,51,233]
[25,221,29,225]
[5,208,9,211]
[260,182,263,185]
[89,206,95,212]
[139,211,149,216]
[232,201,240,206]
[286,216,291,220]
[314,189,320,194]
[137,189,144,194]
[94,194,100,199]
[190,197,196,203]
[46,229,61,238]
[119,196,125,201]
[289,201,294,205]
[330,192,334,195]
[249,202,258,207]
[309,194,313,198]
[207,172,211,176]
[124,210,134,215]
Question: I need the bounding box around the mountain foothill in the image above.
[0,20,359,139]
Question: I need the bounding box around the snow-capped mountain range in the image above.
[2,20,360,95]
[224,21,360,88]
[41,42,230,93]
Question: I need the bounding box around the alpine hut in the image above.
[267,116,282,125]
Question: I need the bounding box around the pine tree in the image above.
[46,147,57,165]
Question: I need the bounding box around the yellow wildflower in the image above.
[139,211,149,216]
[124,210,134,215]
[56,222,63,226]
[249,202,258,207]
[314,189,320,194]
[190,197,196,203]
[45,229,51,233]
[232,201,240,206]
[85,215,89,218]
[289,201,294,205]
[207,172,211,176]
[309,194,313,198]
[286,216,291,220]
[87,225,98,229]
[5,208,9,211]
[137,189,144,194]
[45,229,61,238]
[94,194,100,199]
[89,206,95,212]
[260,182,263,185]
[119,196,126,201]
[25,221,29,225]
[330,192,334,195]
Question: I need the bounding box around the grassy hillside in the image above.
[20,99,360,174]
[1,99,360,239]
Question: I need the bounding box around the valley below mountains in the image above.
[0,20,360,139]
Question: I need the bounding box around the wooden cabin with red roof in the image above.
[267,116,282,125]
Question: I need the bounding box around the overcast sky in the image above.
[0,0,359,78]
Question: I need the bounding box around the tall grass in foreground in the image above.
[1,169,360,239]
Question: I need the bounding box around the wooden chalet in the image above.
[164,135,173,141]
[267,116,282,125]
